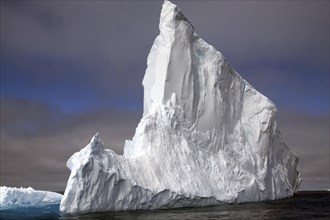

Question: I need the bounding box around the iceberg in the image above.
[0,186,62,219]
[60,0,300,214]
[0,186,62,209]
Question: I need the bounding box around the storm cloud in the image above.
[0,0,329,191]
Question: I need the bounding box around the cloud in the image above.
[2,0,328,65]
[173,0,329,66]
[277,112,330,190]
[0,97,141,191]
[1,0,161,111]
[1,0,328,113]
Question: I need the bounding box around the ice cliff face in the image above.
[60,0,301,214]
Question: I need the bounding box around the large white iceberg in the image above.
[60,0,300,214]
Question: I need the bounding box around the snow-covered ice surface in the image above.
[60,0,301,214]
[0,186,62,219]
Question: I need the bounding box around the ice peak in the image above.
[91,132,100,142]
[89,132,104,154]
[160,0,193,31]
[143,1,196,117]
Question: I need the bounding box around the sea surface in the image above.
[1,191,329,220]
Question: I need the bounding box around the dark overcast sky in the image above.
[0,0,329,191]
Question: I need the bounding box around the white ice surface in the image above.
[60,0,301,214]
[0,186,62,210]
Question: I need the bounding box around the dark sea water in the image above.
[1,191,329,220]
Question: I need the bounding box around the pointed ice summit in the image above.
[60,0,300,213]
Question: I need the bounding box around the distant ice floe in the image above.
[0,186,62,219]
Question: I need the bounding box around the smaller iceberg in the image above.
[0,186,62,219]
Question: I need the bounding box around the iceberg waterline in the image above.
[60,0,301,214]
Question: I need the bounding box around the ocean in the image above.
[1,191,329,220]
